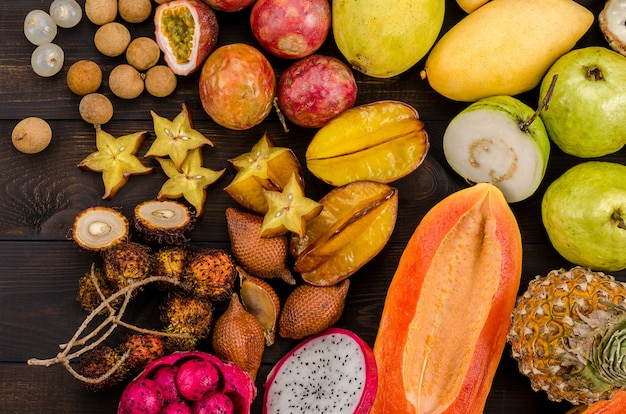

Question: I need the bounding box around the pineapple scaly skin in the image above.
[507,267,626,405]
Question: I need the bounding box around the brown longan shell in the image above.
[79,93,114,126]
[85,0,118,25]
[12,117,53,154]
[94,22,131,57]
[144,65,177,98]
[109,64,145,100]
[67,60,102,95]
[118,0,152,23]
[126,37,161,71]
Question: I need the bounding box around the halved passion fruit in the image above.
[154,0,219,76]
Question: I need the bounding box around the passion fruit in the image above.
[199,43,276,130]
[154,0,219,76]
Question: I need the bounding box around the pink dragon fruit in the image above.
[119,378,164,414]
[118,351,256,414]
[263,328,378,414]
[193,391,235,413]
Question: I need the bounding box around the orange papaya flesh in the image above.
[371,183,522,414]
[578,391,626,414]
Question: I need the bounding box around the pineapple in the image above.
[507,267,626,406]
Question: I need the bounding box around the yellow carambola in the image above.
[332,0,445,78]
[421,0,594,102]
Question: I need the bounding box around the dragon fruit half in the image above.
[118,351,256,414]
[263,327,378,413]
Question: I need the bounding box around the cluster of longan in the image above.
[73,0,178,127]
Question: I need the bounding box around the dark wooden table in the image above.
[1,0,621,412]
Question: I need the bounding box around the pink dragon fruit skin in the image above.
[161,400,193,414]
[152,364,181,404]
[192,391,235,414]
[176,358,221,401]
[263,327,378,414]
[221,361,256,414]
[119,378,164,414]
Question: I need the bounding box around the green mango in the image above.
[332,0,445,78]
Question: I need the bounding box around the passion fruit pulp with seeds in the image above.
[108,64,145,99]
[72,206,129,251]
[66,60,102,96]
[133,199,195,246]
[12,117,52,154]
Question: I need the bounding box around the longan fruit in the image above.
[126,37,161,71]
[144,65,177,97]
[12,117,52,154]
[109,64,145,100]
[94,22,131,57]
[67,60,102,95]
[79,93,114,126]
[85,0,117,25]
[118,0,153,24]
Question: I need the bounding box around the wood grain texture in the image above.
[0,0,623,413]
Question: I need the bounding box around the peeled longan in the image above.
[126,37,161,71]
[85,0,117,25]
[118,0,152,23]
[79,93,114,126]
[94,22,131,57]
[67,60,102,95]
[109,64,145,99]
[12,117,52,154]
[144,65,177,98]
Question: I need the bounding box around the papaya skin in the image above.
[576,391,626,414]
[371,183,522,413]
[421,0,593,101]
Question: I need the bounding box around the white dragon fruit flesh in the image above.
[118,351,256,414]
[263,327,378,414]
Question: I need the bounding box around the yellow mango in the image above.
[421,0,594,102]
[332,0,445,78]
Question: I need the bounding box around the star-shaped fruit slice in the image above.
[145,103,215,170]
[78,128,153,199]
[224,132,302,214]
[156,147,225,217]
[261,172,323,237]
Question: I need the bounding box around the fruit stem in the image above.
[584,65,605,81]
[273,97,289,133]
[520,74,558,133]
[613,209,626,230]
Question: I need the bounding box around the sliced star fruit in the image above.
[224,132,302,214]
[306,100,429,187]
[78,128,153,199]
[261,172,322,238]
[145,102,215,170]
[72,206,129,251]
[156,147,226,217]
[290,181,398,286]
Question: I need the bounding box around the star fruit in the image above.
[261,172,323,237]
[78,128,153,199]
[156,147,225,217]
[224,132,302,214]
[145,102,215,170]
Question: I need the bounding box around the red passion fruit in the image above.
[250,0,331,59]
[154,0,219,76]
[199,43,276,130]
[278,54,358,128]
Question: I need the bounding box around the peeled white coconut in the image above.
[443,95,550,203]
[600,0,626,56]
[263,327,378,413]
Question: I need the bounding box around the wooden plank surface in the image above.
[0,0,622,412]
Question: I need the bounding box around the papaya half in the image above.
[371,183,522,413]
[571,391,626,414]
